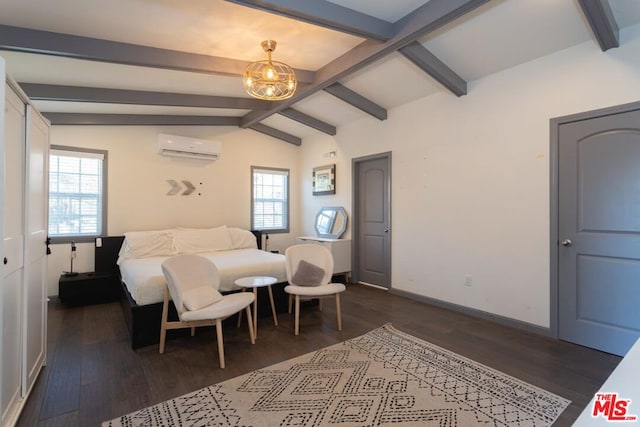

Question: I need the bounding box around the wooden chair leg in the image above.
[216,319,225,369]
[288,294,293,314]
[319,298,323,312]
[294,295,300,336]
[245,306,256,344]
[159,288,169,354]
[191,327,196,336]
[335,293,342,331]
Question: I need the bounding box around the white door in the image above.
[22,106,48,395]
[2,83,25,425]
[0,58,5,427]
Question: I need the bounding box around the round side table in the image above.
[235,276,278,338]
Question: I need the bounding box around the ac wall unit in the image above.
[157,133,221,161]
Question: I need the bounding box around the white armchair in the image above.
[284,244,346,335]
[160,254,255,368]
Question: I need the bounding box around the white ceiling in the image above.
[1,0,640,141]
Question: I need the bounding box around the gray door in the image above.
[353,153,391,288]
[558,108,640,356]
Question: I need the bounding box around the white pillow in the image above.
[119,230,175,260]
[182,286,223,311]
[228,227,258,249]
[173,226,233,254]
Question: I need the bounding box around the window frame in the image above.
[48,145,108,244]
[251,166,290,234]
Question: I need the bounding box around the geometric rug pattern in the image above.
[104,324,570,426]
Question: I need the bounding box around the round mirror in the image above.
[315,207,347,239]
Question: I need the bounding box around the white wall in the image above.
[299,23,640,329]
[299,142,353,238]
[47,126,300,295]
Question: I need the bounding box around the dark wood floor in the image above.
[17,283,620,426]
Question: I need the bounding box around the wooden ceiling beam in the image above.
[0,24,316,83]
[323,83,386,120]
[225,0,394,41]
[248,123,302,146]
[45,113,302,145]
[43,113,241,126]
[399,42,467,97]
[279,108,336,135]
[20,83,273,110]
[577,0,619,51]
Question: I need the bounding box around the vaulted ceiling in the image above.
[1,0,639,145]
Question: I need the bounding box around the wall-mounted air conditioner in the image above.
[157,133,221,161]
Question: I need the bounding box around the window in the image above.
[49,146,108,242]
[251,166,289,233]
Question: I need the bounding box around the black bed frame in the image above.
[95,231,289,349]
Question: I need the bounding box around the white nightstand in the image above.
[296,237,351,277]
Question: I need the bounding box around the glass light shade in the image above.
[244,40,297,101]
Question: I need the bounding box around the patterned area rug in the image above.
[104,324,570,426]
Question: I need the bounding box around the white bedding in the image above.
[119,249,287,306]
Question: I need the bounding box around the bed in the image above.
[95,227,288,349]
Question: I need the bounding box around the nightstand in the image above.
[295,237,351,276]
[58,272,120,306]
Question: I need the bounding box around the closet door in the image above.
[22,106,48,395]
[1,83,25,426]
[0,59,5,427]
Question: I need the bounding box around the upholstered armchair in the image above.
[160,254,255,368]
[284,244,346,335]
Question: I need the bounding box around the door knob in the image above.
[560,239,572,247]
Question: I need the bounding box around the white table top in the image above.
[298,236,349,242]
[573,337,640,425]
[234,276,278,288]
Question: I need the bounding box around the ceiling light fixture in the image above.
[244,40,297,101]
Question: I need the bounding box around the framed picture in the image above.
[313,164,336,195]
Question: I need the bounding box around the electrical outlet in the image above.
[464,275,472,287]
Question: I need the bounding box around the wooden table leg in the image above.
[267,285,278,326]
[253,287,258,338]
[237,288,245,328]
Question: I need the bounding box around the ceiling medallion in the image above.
[244,40,297,101]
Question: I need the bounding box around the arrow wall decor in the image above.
[166,180,181,195]
[182,180,196,195]
[166,179,199,196]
